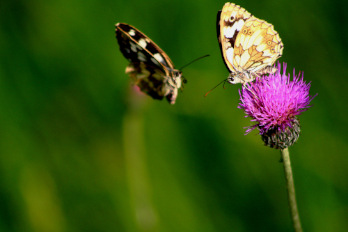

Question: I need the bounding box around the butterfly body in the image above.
[217,3,284,84]
[115,23,182,104]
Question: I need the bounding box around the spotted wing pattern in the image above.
[217,2,284,84]
[115,23,182,104]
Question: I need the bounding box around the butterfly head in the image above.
[227,71,254,85]
[168,69,183,88]
[177,71,187,86]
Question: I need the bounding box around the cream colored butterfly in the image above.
[217,2,284,84]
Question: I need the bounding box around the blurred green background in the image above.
[1,0,347,231]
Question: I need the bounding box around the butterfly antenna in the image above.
[179,54,210,70]
[204,79,227,97]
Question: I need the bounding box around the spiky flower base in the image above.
[261,118,301,149]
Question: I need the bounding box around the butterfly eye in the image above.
[267,41,272,45]
[248,31,252,35]
[229,16,235,21]
[243,29,247,34]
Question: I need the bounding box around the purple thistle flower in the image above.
[238,62,317,149]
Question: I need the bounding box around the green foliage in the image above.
[1,0,347,231]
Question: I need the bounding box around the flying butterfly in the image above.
[217,2,284,84]
[115,23,184,104]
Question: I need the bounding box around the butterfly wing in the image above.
[217,3,252,74]
[233,18,284,74]
[217,3,284,84]
[115,23,181,104]
[115,23,174,74]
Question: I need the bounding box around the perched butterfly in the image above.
[115,23,183,104]
[217,2,284,84]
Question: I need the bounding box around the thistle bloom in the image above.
[238,62,316,149]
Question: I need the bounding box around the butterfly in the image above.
[217,2,284,84]
[115,23,183,104]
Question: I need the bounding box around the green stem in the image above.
[123,87,158,232]
[281,148,303,232]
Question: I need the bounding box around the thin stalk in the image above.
[123,87,158,232]
[281,148,303,232]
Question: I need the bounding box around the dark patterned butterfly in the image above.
[115,23,183,104]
